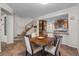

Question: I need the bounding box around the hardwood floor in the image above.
[0,37,79,56]
[60,44,79,56]
[0,38,26,56]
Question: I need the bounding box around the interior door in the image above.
[1,14,7,43]
[0,11,1,52]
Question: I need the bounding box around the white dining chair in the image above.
[47,33,55,38]
[45,36,62,56]
[24,36,43,56]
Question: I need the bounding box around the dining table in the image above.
[30,36,55,55]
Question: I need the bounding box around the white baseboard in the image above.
[14,36,24,40]
[62,43,77,49]
[76,47,79,54]
[1,36,7,43]
[6,41,14,44]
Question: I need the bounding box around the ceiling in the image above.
[8,3,76,18]
[46,14,68,21]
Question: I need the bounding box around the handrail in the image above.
[19,20,34,36]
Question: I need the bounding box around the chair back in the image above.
[55,36,62,55]
[47,33,54,37]
[24,36,32,55]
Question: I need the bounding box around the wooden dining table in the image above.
[30,36,55,55]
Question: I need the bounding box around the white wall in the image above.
[77,19,79,53]
[14,15,33,37]
[68,6,78,48]
[76,4,79,53]
[37,6,79,49]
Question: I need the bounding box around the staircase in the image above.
[19,20,35,36]
[0,20,34,54]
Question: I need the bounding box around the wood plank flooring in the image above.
[60,44,79,56]
[0,38,79,56]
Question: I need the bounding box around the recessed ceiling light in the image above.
[40,3,48,5]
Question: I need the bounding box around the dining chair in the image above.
[47,33,55,38]
[45,36,62,56]
[24,36,43,56]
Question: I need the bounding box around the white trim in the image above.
[77,48,79,54]
[37,6,76,19]
[0,7,1,53]
[7,41,14,44]
[0,3,13,14]
[0,50,1,52]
